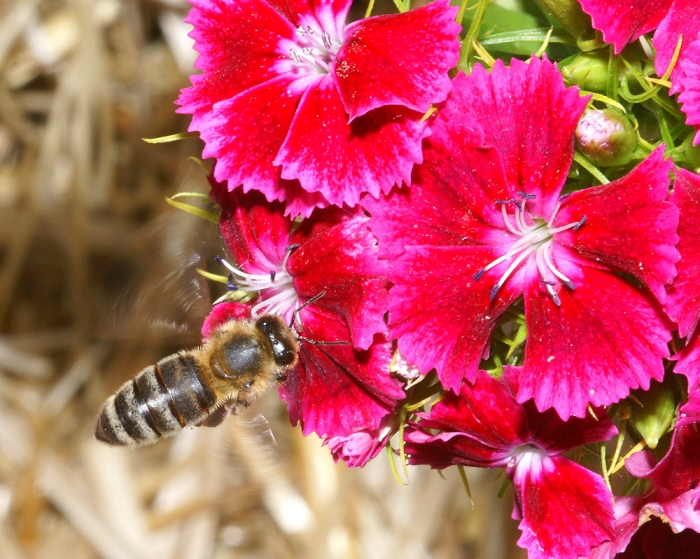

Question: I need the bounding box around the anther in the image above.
[473,269,485,281]
[489,284,500,302]
[322,32,332,49]
[573,216,587,230]
[517,191,536,200]
[227,275,237,291]
[290,49,300,63]
[270,271,276,282]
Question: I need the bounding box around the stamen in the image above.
[216,255,299,320]
[490,246,536,301]
[547,200,561,227]
[542,243,575,289]
[322,31,332,49]
[478,192,583,306]
[290,49,300,63]
[501,204,521,235]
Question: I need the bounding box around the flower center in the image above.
[473,192,585,306]
[216,245,300,324]
[508,445,548,484]
[281,23,342,77]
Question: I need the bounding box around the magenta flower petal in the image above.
[212,181,293,276]
[176,0,295,118]
[335,0,460,119]
[666,168,700,337]
[677,38,700,144]
[674,330,700,427]
[201,301,252,340]
[522,264,670,418]
[278,311,403,437]
[405,371,530,468]
[616,426,700,541]
[406,370,615,557]
[653,0,700,83]
[628,423,700,497]
[514,455,614,559]
[389,245,524,390]
[457,58,588,217]
[275,78,428,208]
[288,207,389,350]
[201,76,304,205]
[577,0,673,54]
[555,147,678,304]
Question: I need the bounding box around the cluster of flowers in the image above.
[174,0,700,557]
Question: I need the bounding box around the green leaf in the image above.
[142,132,200,143]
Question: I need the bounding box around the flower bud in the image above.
[630,380,677,449]
[575,108,637,166]
[534,0,593,41]
[561,51,609,93]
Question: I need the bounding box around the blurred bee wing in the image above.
[108,209,223,343]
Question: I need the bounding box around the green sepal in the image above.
[629,379,678,449]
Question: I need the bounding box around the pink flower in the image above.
[177,0,461,216]
[365,57,679,419]
[324,416,394,467]
[576,0,700,143]
[586,424,700,558]
[206,182,404,437]
[405,369,617,559]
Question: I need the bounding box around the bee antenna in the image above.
[288,290,326,328]
[297,337,350,346]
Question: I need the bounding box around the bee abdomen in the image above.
[95,353,217,446]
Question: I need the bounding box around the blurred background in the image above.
[0,0,524,557]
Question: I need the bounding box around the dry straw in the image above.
[0,0,519,557]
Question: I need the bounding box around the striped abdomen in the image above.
[95,353,217,446]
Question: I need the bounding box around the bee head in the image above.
[256,315,299,367]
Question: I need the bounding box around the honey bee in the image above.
[95,315,299,446]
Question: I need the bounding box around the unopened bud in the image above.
[561,51,609,92]
[630,380,677,449]
[575,108,637,166]
[535,0,593,41]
